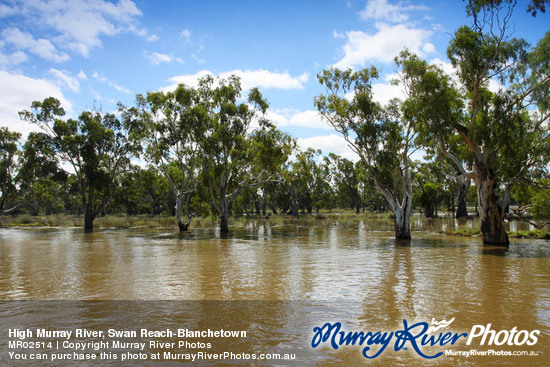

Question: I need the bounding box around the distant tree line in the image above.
[1,0,548,245]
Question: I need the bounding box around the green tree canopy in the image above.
[20,97,141,232]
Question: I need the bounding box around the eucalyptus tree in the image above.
[412,161,452,218]
[20,97,140,232]
[398,2,549,244]
[0,127,21,215]
[288,148,320,217]
[18,132,67,215]
[327,153,361,213]
[129,84,204,231]
[424,4,548,244]
[114,166,169,216]
[396,50,471,218]
[315,68,416,239]
[197,75,293,232]
[313,156,335,212]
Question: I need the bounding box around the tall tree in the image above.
[315,68,416,240]
[396,50,470,219]
[398,15,549,245]
[0,127,21,215]
[129,84,203,231]
[197,75,292,232]
[20,97,140,232]
[445,2,549,244]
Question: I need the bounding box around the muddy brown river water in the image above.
[0,217,548,365]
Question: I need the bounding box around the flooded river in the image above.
[0,217,548,365]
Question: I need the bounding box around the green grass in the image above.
[509,230,550,239]
[0,210,393,230]
[445,227,481,236]
[446,227,550,239]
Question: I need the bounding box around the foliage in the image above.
[315,67,416,239]
[19,97,141,231]
[0,127,21,215]
[196,75,293,232]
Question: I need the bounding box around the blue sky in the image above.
[0,0,548,160]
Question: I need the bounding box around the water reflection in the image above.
[0,218,549,365]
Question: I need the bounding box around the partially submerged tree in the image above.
[20,97,140,232]
[396,1,549,244]
[197,75,293,232]
[315,68,416,240]
[130,84,203,231]
[396,50,471,219]
[444,2,550,244]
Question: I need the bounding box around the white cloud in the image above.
[77,70,87,80]
[344,72,404,106]
[0,50,28,67]
[297,134,358,161]
[265,110,290,127]
[191,54,206,64]
[10,0,150,58]
[487,79,503,93]
[290,110,330,129]
[229,69,309,90]
[371,81,404,105]
[146,34,159,42]
[145,51,183,65]
[181,29,191,43]
[333,30,345,39]
[129,25,158,42]
[269,109,331,130]
[2,27,70,62]
[92,71,131,94]
[163,70,212,90]
[429,57,462,87]
[49,68,80,93]
[0,3,18,17]
[92,71,108,83]
[112,83,131,94]
[360,0,427,23]
[164,69,309,92]
[0,70,72,138]
[333,23,433,68]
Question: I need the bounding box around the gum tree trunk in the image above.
[374,176,412,241]
[291,182,300,218]
[220,187,229,233]
[393,201,411,240]
[453,125,509,246]
[175,195,191,232]
[84,202,94,233]
[475,170,509,245]
[220,210,229,233]
[456,175,470,218]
